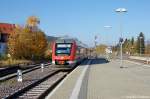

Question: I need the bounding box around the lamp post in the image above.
[115,8,127,68]
[140,36,143,56]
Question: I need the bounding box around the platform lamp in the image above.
[115,8,127,68]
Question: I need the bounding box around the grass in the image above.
[0,59,32,68]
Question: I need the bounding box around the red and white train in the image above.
[52,38,87,66]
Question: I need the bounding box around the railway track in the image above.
[0,64,77,99]
[0,64,56,98]
[0,59,85,99]
[0,62,51,77]
[5,70,68,99]
[0,62,51,82]
[19,72,67,99]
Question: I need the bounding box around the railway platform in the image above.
[46,58,150,99]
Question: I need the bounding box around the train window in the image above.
[55,43,72,55]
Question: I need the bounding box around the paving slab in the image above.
[46,59,150,99]
[87,59,150,99]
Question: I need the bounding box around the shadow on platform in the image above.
[79,58,109,66]
[90,58,109,65]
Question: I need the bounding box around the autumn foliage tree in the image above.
[26,16,40,27]
[96,44,107,54]
[8,27,47,59]
[8,16,47,59]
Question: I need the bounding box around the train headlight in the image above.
[61,57,64,59]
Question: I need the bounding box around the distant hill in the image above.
[46,36,58,42]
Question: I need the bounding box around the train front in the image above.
[52,40,76,65]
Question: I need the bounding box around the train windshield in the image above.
[56,43,72,55]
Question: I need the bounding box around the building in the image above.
[0,23,15,56]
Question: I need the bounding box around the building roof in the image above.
[0,23,15,34]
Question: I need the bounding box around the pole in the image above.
[94,36,97,58]
[115,8,127,68]
[120,42,123,66]
[120,13,123,67]
[140,37,141,56]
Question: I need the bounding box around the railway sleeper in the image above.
[16,72,67,99]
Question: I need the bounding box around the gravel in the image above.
[0,65,57,98]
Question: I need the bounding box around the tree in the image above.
[136,32,145,54]
[145,40,150,55]
[131,37,134,45]
[96,44,107,54]
[130,37,137,55]
[7,16,47,59]
[26,16,40,32]
[122,38,128,53]
[26,16,40,27]
[122,38,133,54]
[112,44,119,52]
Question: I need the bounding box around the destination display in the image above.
[57,44,71,48]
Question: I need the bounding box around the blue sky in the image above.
[0,0,150,46]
